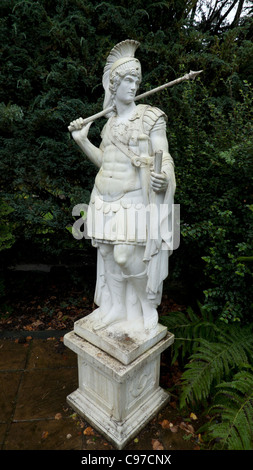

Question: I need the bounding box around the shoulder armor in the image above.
[143,106,167,134]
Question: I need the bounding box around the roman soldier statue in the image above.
[69,40,176,332]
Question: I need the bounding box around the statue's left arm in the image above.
[149,119,175,193]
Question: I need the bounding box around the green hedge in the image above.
[0,0,252,322]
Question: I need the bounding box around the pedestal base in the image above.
[67,386,169,450]
[64,330,174,449]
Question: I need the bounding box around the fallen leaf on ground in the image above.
[159,419,171,429]
[41,431,49,439]
[83,426,95,436]
[179,422,195,434]
[152,439,164,450]
[23,325,33,331]
[32,320,44,328]
[54,412,62,420]
[190,412,198,420]
[159,420,178,432]
[187,424,195,434]
[66,434,72,439]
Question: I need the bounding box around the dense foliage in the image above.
[161,306,253,449]
[1,0,253,449]
[1,0,252,322]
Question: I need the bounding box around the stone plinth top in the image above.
[74,311,171,365]
[64,330,174,380]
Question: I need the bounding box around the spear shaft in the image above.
[135,69,202,101]
[68,70,203,132]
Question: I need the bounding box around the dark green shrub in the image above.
[0,1,252,323]
[161,306,253,450]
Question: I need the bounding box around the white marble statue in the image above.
[69,40,176,332]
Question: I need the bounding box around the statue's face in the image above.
[115,74,139,104]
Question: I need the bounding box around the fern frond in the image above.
[207,367,253,449]
[179,326,253,408]
[160,306,221,363]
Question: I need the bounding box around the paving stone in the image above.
[0,340,28,370]
[0,371,22,421]
[27,338,77,369]
[14,368,78,420]
[4,418,83,450]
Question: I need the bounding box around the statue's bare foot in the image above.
[143,305,158,332]
[93,306,126,331]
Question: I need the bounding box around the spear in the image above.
[68,70,203,132]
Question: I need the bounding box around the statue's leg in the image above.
[124,270,158,331]
[93,243,127,330]
[114,245,158,331]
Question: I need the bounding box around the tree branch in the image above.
[214,0,238,32]
[189,0,198,25]
[231,0,245,27]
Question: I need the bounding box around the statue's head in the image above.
[103,40,141,114]
[109,58,142,97]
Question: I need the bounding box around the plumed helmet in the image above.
[102,40,141,113]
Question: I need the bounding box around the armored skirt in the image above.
[87,186,148,246]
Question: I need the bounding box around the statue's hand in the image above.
[68,118,93,142]
[150,171,169,193]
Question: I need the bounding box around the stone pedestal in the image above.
[64,315,174,449]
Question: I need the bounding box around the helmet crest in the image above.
[102,40,141,113]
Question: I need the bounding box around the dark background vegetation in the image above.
[0,0,253,450]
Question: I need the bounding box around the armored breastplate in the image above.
[107,105,149,154]
[101,104,167,155]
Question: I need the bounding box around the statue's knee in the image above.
[114,245,132,267]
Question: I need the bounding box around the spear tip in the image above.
[188,70,203,80]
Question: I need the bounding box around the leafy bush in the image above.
[0,199,15,252]
[171,77,253,323]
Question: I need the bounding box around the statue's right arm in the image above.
[69,118,103,168]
